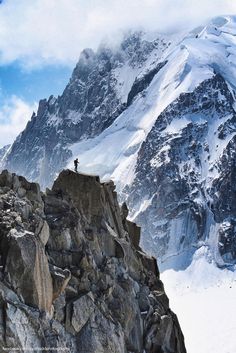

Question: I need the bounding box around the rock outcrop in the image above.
[0,169,186,353]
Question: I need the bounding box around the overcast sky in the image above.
[0,0,236,147]
[0,0,235,68]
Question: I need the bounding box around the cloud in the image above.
[0,0,235,68]
[0,96,37,147]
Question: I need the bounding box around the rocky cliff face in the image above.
[0,169,186,353]
[125,73,236,270]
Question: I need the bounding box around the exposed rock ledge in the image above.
[0,169,186,353]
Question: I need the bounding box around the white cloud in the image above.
[0,0,235,68]
[0,96,36,147]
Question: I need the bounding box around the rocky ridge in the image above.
[0,169,186,353]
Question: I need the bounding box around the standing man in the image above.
[74,158,79,172]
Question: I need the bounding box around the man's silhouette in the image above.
[74,158,79,172]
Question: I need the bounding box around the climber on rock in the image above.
[74,158,79,172]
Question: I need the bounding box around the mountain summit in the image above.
[2,16,236,270]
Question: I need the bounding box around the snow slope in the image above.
[162,249,236,353]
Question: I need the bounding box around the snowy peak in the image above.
[3,30,175,188]
[67,20,236,189]
[180,15,236,90]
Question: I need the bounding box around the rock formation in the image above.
[0,169,186,353]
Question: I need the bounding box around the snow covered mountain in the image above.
[3,15,236,271]
[3,31,174,187]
